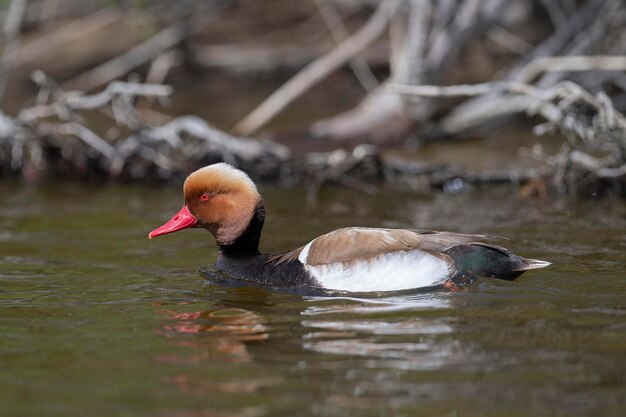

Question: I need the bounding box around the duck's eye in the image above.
[200,193,210,201]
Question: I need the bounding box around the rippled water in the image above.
[0,181,624,417]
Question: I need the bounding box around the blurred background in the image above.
[0,0,624,195]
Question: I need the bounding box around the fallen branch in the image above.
[233,0,399,136]
[570,150,626,178]
[137,50,183,110]
[313,0,379,92]
[389,80,626,130]
[389,78,626,192]
[439,0,618,135]
[308,0,433,144]
[517,55,626,84]
[192,43,388,73]
[0,0,28,102]
[387,81,516,97]
[17,77,172,125]
[308,0,511,144]
[61,13,212,91]
[13,8,121,69]
[55,122,116,160]
[146,115,289,162]
[1,76,289,180]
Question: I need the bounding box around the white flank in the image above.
[305,250,451,292]
[298,240,313,263]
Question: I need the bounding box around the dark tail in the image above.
[520,258,552,270]
[443,243,551,281]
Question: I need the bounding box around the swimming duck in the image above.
[149,163,550,292]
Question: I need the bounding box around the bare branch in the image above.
[65,82,173,110]
[61,14,211,91]
[312,0,379,92]
[57,122,116,160]
[439,0,614,135]
[233,0,400,136]
[0,0,28,102]
[387,81,516,97]
[148,115,290,162]
[518,55,626,84]
[16,79,173,125]
[13,8,120,69]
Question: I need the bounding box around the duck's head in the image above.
[149,163,262,246]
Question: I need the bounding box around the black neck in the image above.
[218,201,265,256]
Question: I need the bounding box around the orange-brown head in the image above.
[149,163,262,246]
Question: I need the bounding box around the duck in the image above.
[148,163,550,292]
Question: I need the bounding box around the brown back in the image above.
[268,227,504,266]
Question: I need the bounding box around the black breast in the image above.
[213,201,321,289]
[214,253,321,289]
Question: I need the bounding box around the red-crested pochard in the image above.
[149,163,550,292]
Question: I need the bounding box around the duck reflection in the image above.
[301,293,470,371]
[155,304,268,364]
[154,302,279,400]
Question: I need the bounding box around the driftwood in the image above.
[61,18,198,92]
[232,0,399,136]
[282,0,626,153]
[191,42,388,75]
[390,79,626,194]
[439,0,622,135]
[312,0,379,92]
[13,8,121,70]
[59,1,228,92]
[1,0,625,197]
[0,73,622,197]
[309,0,511,144]
[0,0,28,102]
[0,75,289,180]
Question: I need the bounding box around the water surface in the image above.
[0,181,624,417]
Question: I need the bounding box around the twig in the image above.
[16,80,172,124]
[391,77,626,189]
[312,0,379,92]
[595,165,626,178]
[147,115,290,162]
[392,0,431,85]
[14,8,121,69]
[440,0,612,135]
[38,0,62,29]
[56,122,116,160]
[233,0,400,136]
[487,26,532,55]
[137,50,182,110]
[61,14,208,91]
[65,81,172,110]
[3,76,291,180]
[299,144,381,197]
[425,0,511,74]
[390,79,626,135]
[193,43,328,72]
[310,0,511,144]
[425,0,482,71]
[539,0,569,31]
[508,0,610,82]
[0,0,28,102]
[191,41,389,74]
[428,0,457,48]
[518,55,626,84]
[386,81,517,97]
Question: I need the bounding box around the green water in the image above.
[0,181,624,417]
